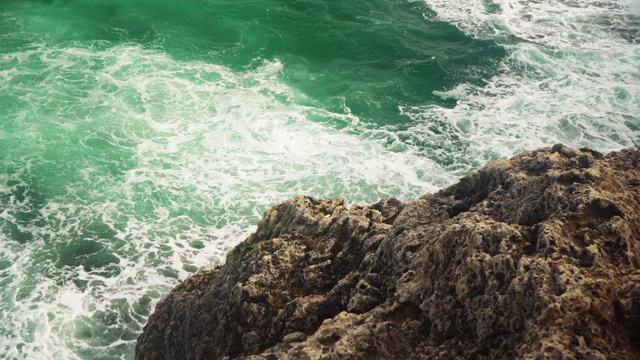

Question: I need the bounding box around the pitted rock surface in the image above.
[136,145,640,359]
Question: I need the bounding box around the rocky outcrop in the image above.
[135,144,640,359]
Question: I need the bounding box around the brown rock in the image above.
[136,144,640,359]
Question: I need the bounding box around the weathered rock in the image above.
[136,144,640,359]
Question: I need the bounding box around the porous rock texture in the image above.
[136,144,640,359]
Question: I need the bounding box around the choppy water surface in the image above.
[0,0,638,358]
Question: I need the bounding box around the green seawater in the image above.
[0,0,638,358]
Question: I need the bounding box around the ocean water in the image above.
[0,0,638,358]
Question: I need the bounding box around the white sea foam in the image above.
[0,44,446,359]
[409,0,640,170]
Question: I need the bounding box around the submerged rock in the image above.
[136,144,640,359]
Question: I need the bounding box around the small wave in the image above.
[400,0,640,170]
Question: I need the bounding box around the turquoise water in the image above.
[0,0,638,358]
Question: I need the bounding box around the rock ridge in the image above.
[136,144,640,359]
